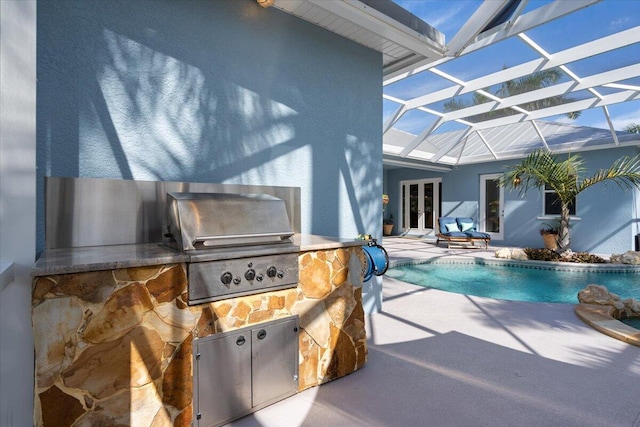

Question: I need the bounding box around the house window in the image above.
[543,184,576,216]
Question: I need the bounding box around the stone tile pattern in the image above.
[32,247,366,426]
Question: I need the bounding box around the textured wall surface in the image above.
[36,0,383,248]
[32,246,367,426]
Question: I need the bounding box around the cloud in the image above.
[591,107,640,131]
[609,17,631,30]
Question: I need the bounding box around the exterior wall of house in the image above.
[0,1,37,425]
[36,0,383,311]
[385,146,640,255]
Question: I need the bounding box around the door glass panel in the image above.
[423,183,433,230]
[401,185,406,229]
[410,184,419,228]
[485,179,500,232]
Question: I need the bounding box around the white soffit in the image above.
[272,0,446,70]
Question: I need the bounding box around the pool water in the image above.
[621,318,640,329]
[386,263,640,304]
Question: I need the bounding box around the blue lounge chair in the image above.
[436,217,491,249]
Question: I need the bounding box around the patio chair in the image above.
[436,217,491,249]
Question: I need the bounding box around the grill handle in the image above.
[192,232,294,248]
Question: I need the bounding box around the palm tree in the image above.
[501,149,640,253]
[624,123,640,133]
[443,68,581,122]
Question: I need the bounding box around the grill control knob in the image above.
[233,276,241,285]
[245,269,256,281]
[220,272,233,286]
[277,270,284,279]
[256,274,264,282]
[267,266,277,278]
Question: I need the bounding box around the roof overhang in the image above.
[270,0,446,71]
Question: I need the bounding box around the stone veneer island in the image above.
[31,237,367,426]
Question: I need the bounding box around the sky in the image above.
[385,0,640,135]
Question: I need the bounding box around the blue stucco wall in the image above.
[36,0,382,251]
[385,147,640,254]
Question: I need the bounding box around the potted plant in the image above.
[383,214,394,236]
[539,224,559,250]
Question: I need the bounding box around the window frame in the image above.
[540,184,578,218]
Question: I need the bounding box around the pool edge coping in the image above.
[574,304,640,347]
[389,256,640,273]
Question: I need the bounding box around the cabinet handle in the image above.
[236,336,246,346]
[257,329,267,340]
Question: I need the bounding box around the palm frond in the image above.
[577,154,640,193]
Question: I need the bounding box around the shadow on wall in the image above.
[37,0,382,248]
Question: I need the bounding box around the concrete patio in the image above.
[227,237,640,427]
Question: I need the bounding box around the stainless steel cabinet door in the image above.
[251,318,299,408]
[196,330,252,427]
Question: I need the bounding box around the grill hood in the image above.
[165,192,294,252]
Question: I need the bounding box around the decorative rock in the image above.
[578,284,640,319]
[39,385,85,427]
[511,248,528,261]
[578,284,621,306]
[299,258,332,298]
[494,248,511,259]
[62,326,165,399]
[32,297,84,388]
[610,250,640,265]
[145,265,187,303]
[494,248,528,260]
[82,283,155,343]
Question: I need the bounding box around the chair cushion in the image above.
[443,231,468,238]
[445,223,460,232]
[456,217,475,232]
[465,231,491,239]
[439,217,458,234]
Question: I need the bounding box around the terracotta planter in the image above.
[542,233,558,250]
[383,224,394,236]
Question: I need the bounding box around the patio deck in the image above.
[227,237,640,427]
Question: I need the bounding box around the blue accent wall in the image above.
[385,147,640,254]
[36,0,382,250]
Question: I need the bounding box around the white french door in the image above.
[479,174,504,240]
[401,179,441,234]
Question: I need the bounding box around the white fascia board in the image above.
[383,155,454,171]
[446,0,512,57]
[308,0,445,58]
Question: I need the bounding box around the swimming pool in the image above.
[386,262,640,304]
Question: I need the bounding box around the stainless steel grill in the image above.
[163,192,300,305]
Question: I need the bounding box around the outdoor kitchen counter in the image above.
[31,243,188,277]
[295,233,365,252]
[31,235,368,426]
[31,235,363,277]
